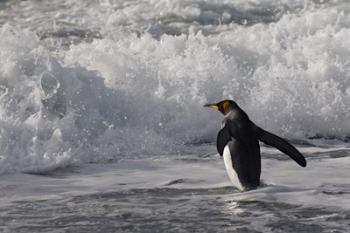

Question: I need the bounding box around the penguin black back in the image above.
[204,100,306,191]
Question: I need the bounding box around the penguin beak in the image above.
[203,103,219,111]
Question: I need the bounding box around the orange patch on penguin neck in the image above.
[222,101,231,114]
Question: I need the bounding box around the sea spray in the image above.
[0,0,350,173]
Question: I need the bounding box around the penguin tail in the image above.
[255,126,307,167]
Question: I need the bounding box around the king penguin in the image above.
[204,100,306,191]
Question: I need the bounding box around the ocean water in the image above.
[0,0,350,232]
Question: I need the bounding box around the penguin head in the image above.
[203,99,239,115]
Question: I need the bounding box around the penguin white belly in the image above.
[223,145,244,191]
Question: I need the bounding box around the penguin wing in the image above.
[217,126,231,156]
[254,125,307,167]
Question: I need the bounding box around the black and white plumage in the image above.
[204,100,307,191]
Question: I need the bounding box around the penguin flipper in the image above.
[255,126,307,167]
[217,127,231,156]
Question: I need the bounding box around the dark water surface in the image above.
[2,186,350,233]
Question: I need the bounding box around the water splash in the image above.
[0,0,350,173]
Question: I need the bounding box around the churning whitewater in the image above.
[0,0,350,174]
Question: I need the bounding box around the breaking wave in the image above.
[0,0,350,173]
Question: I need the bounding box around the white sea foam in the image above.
[0,0,350,173]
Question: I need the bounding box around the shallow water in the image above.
[1,146,350,232]
[3,188,349,233]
